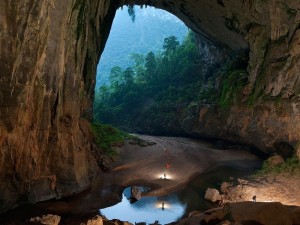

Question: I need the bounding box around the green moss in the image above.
[256,156,300,175]
[218,69,248,108]
[91,123,131,158]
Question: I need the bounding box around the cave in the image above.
[0,0,300,223]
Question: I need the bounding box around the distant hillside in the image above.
[96,6,188,88]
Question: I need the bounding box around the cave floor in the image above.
[1,135,299,224]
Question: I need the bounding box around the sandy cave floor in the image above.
[2,135,299,224]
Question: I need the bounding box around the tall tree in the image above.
[163,36,179,57]
[109,66,123,89]
[145,51,157,80]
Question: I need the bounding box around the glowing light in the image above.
[155,202,171,209]
[156,173,174,180]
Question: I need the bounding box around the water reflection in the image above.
[99,187,186,224]
[99,165,261,224]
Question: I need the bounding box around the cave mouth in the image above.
[94,5,250,138]
[94,5,191,134]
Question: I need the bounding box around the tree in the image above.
[145,52,157,80]
[163,36,179,56]
[109,66,123,89]
[123,67,134,86]
[131,53,145,80]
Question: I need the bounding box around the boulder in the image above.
[131,186,142,200]
[229,202,293,225]
[85,216,104,225]
[29,214,61,225]
[204,188,222,202]
[288,206,300,225]
[267,155,285,166]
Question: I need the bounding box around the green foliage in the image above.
[94,31,203,131]
[96,7,188,87]
[94,31,248,133]
[91,123,131,157]
[256,156,300,175]
[218,69,248,108]
[217,56,248,108]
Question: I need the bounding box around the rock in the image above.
[237,178,249,185]
[1,0,300,213]
[189,210,202,217]
[267,155,285,166]
[29,214,61,225]
[131,186,142,200]
[288,206,300,225]
[85,216,104,225]
[219,220,231,225]
[220,182,230,194]
[229,202,293,225]
[204,188,222,202]
[296,146,300,160]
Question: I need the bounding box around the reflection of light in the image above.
[156,173,174,180]
[155,202,171,209]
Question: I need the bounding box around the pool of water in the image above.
[99,165,260,224]
[100,187,187,224]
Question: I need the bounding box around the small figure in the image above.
[252,195,256,202]
[166,163,171,169]
[162,202,165,210]
[164,174,166,179]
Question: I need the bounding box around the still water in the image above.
[100,165,260,225]
[100,187,186,224]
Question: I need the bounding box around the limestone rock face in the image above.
[0,0,300,213]
[0,0,118,213]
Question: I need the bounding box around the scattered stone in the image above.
[29,214,60,225]
[267,155,285,166]
[204,188,222,202]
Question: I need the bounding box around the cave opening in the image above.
[93,5,250,138]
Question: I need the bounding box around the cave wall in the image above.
[0,0,118,212]
[0,0,299,212]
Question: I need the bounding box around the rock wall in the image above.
[0,0,299,213]
[0,0,118,212]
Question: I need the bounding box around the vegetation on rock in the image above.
[91,123,131,157]
[257,156,300,175]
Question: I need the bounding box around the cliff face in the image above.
[0,0,299,212]
[0,0,118,212]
